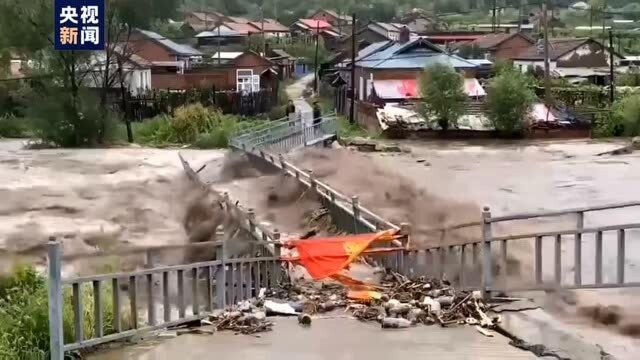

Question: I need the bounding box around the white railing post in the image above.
[48,238,64,360]
[481,207,493,299]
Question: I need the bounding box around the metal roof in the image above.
[196,29,244,38]
[137,29,202,56]
[248,19,290,33]
[355,38,478,69]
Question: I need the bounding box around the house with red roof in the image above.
[311,9,352,27]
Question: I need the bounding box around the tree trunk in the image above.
[117,59,133,143]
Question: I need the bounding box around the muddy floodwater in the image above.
[0,139,224,275]
[3,137,640,357]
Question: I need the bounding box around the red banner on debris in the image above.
[283,230,399,280]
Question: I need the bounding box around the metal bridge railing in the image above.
[230,114,338,154]
[402,202,640,297]
[47,156,285,359]
[48,239,282,357]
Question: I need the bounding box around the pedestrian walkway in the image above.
[90,317,537,360]
[286,74,314,128]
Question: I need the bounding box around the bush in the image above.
[23,89,120,147]
[133,114,174,144]
[611,94,640,136]
[486,69,535,136]
[171,103,219,143]
[0,114,30,138]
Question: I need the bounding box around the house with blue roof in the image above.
[346,28,479,102]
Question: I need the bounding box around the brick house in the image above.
[150,51,279,93]
[129,29,202,70]
[458,32,534,62]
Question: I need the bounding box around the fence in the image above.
[47,155,284,359]
[406,202,640,297]
[123,88,277,120]
[230,114,338,154]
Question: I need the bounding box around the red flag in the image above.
[285,230,398,280]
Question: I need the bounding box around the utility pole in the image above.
[609,29,615,104]
[492,0,497,33]
[543,0,551,120]
[313,21,320,95]
[602,1,607,39]
[217,22,221,65]
[261,7,266,56]
[349,13,357,124]
[518,0,523,32]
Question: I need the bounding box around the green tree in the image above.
[486,68,535,136]
[417,63,466,130]
[0,0,179,146]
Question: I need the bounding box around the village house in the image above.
[247,19,290,39]
[195,27,247,50]
[85,49,152,95]
[347,29,478,102]
[456,32,535,62]
[394,9,446,34]
[310,9,352,28]
[150,50,279,92]
[266,48,296,80]
[183,11,228,32]
[512,38,623,84]
[128,29,203,77]
[292,19,344,51]
[341,22,418,50]
[292,19,333,36]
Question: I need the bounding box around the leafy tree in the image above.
[486,68,535,136]
[417,63,467,130]
[0,0,179,146]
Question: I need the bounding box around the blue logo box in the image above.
[54,0,105,50]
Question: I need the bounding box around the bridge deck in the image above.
[90,317,535,360]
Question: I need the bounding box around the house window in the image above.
[237,69,257,92]
[359,76,364,100]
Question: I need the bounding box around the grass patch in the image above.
[337,116,382,139]
[0,265,128,359]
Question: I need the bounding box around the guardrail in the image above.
[405,203,640,297]
[47,156,285,359]
[48,239,281,357]
[230,115,338,154]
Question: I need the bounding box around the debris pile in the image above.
[347,271,500,330]
[178,271,500,337]
[209,307,273,335]
[269,270,500,331]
